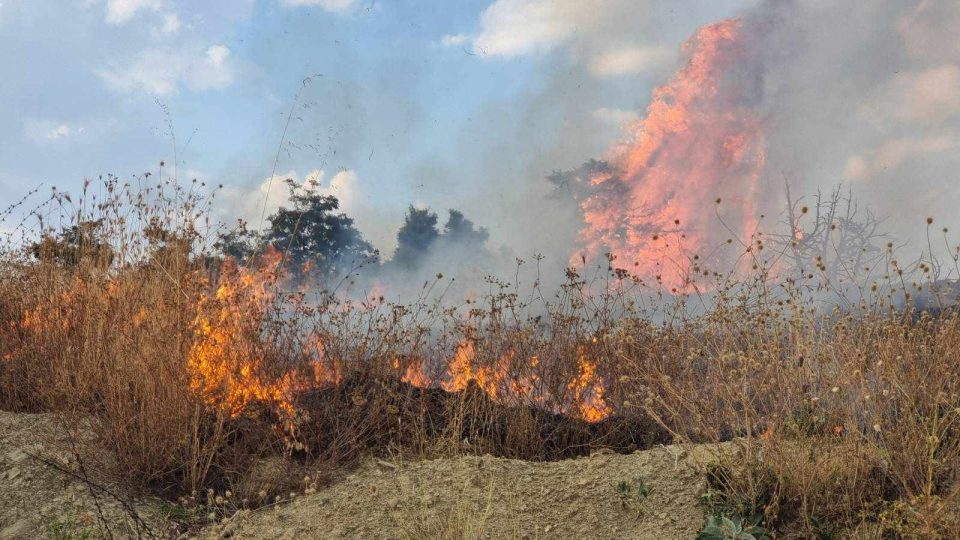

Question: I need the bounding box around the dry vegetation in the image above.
[3,177,960,538]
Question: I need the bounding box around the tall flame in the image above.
[188,248,300,418]
[579,18,765,288]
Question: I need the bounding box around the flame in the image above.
[442,341,507,400]
[567,353,612,422]
[399,360,431,388]
[578,18,765,288]
[187,248,297,417]
[433,340,612,422]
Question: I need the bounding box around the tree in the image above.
[30,220,114,267]
[392,206,439,270]
[262,179,378,278]
[773,181,886,284]
[443,210,489,247]
[215,221,260,261]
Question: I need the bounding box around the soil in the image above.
[0,410,735,539]
[0,411,170,539]
[205,444,735,540]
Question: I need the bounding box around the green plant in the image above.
[697,513,771,540]
[47,518,97,540]
[616,477,651,518]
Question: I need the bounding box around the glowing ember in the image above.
[578,18,765,288]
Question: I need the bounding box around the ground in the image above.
[0,411,169,539]
[0,412,731,539]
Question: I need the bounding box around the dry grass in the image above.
[390,473,497,540]
[3,177,960,536]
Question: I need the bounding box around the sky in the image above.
[0,0,753,253]
[3,0,960,266]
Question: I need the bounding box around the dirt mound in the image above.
[0,412,169,539]
[0,410,734,539]
[206,443,734,540]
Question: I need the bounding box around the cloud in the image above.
[157,12,180,35]
[98,44,237,95]
[844,131,960,181]
[470,0,597,57]
[105,0,163,25]
[588,45,671,77]
[454,0,683,78]
[866,64,960,125]
[218,168,398,252]
[220,169,359,227]
[279,0,357,13]
[23,120,85,143]
[440,33,469,48]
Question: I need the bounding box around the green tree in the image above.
[263,179,378,278]
[392,206,439,270]
[442,209,489,247]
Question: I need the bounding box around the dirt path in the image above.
[206,444,733,540]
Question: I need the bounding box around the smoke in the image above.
[534,0,960,284]
[227,0,960,301]
[744,1,960,243]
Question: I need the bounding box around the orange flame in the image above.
[567,353,612,422]
[578,18,765,289]
[434,340,612,422]
[186,249,613,423]
[187,248,298,417]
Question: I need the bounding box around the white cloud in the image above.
[279,0,357,13]
[220,169,360,228]
[105,0,163,25]
[440,33,469,48]
[455,0,674,78]
[588,46,670,77]
[867,65,960,125]
[99,44,237,95]
[23,120,85,143]
[217,169,398,252]
[470,0,596,57]
[47,125,72,140]
[158,12,180,35]
[844,131,960,181]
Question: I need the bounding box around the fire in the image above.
[398,360,431,388]
[578,18,765,288]
[567,353,612,422]
[187,248,298,417]
[186,250,614,423]
[441,341,509,399]
[430,340,612,422]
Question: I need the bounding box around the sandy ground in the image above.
[1,411,732,539]
[206,444,733,540]
[0,411,169,539]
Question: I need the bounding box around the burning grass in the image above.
[3,178,960,536]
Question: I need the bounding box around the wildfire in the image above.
[186,252,614,424]
[578,18,765,288]
[187,248,298,417]
[420,340,612,422]
[568,353,613,422]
